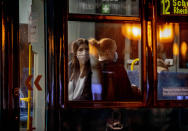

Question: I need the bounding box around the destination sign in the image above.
[161,0,188,15]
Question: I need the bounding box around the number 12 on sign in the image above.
[161,0,170,15]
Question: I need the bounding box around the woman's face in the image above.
[76,43,89,65]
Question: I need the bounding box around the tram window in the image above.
[68,21,142,101]
[157,23,188,100]
[69,0,139,16]
[19,0,45,130]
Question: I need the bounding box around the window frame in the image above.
[63,0,148,108]
[153,0,188,107]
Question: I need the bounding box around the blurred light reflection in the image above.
[159,24,173,43]
[181,41,187,58]
[173,43,179,56]
[121,24,141,40]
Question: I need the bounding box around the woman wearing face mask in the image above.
[68,38,92,101]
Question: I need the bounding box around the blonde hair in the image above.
[98,38,117,56]
[89,38,99,58]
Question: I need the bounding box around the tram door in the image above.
[19,0,45,131]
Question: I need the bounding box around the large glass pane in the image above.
[19,0,45,130]
[157,23,188,100]
[68,21,142,101]
[69,0,139,16]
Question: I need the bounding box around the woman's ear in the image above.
[113,52,118,62]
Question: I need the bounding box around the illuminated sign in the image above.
[161,0,188,15]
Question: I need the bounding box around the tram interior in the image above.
[157,23,188,100]
[15,0,188,131]
[68,21,141,100]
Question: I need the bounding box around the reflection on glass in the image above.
[19,0,45,130]
[157,23,188,100]
[180,41,187,58]
[68,21,142,101]
[69,0,139,16]
[121,23,141,40]
[158,24,173,43]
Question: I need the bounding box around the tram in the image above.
[1,0,188,131]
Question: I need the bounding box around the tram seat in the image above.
[158,72,188,100]
[127,70,139,88]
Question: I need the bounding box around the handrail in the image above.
[131,58,139,71]
[20,44,32,130]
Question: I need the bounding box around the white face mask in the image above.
[77,50,89,64]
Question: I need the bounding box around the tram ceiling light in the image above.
[2,18,5,50]
[159,24,174,43]
[173,43,179,56]
[181,41,187,58]
[147,22,152,50]
[121,24,141,40]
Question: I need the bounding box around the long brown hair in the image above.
[70,38,91,81]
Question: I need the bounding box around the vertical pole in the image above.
[152,0,157,106]
[27,44,32,130]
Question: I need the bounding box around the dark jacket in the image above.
[99,60,133,101]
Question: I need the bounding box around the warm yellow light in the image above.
[159,24,173,43]
[121,24,141,40]
[173,43,179,56]
[127,27,131,34]
[174,23,179,36]
[132,27,140,37]
[160,28,170,38]
[2,18,5,50]
[147,22,152,50]
[181,41,187,57]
